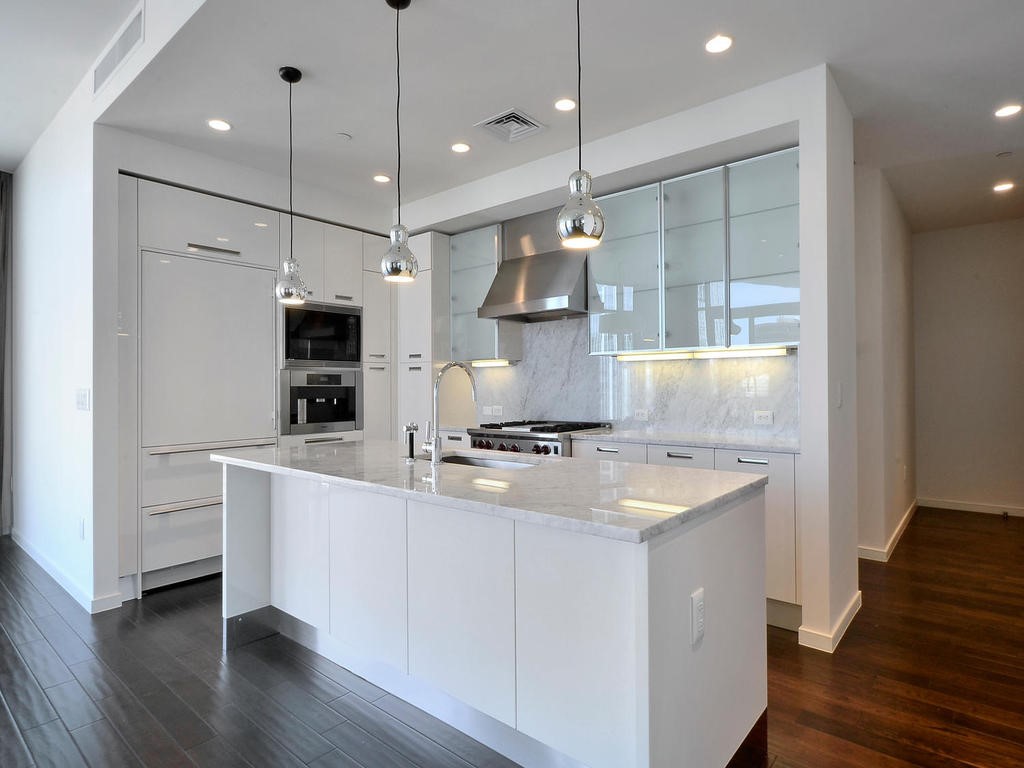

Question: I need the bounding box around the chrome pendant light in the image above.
[275,65,310,304]
[381,0,418,283]
[556,0,604,249]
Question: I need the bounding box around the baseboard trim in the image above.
[10,531,93,613]
[859,500,918,562]
[798,590,862,653]
[91,590,124,613]
[917,497,1024,517]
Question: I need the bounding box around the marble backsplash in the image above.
[470,317,799,443]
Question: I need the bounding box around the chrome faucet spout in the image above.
[431,362,477,468]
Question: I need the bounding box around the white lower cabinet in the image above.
[714,449,796,603]
[141,499,222,573]
[571,439,647,463]
[270,476,330,629]
[407,500,516,727]
[328,488,408,672]
[278,432,362,449]
[646,443,715,469]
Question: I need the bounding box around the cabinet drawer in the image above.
[142,499,222,573]
[138,180,279,268]
[141,440,275,507]
[646,444,715,469]
[278,432,362,449]
[571,440,647,463]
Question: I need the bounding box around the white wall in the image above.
[405,65,861,652]
[913,217,1024,515]
[855,167,916,560]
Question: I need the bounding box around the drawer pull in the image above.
[304,437,345,445]
[446,435,464,442]
[666,452,694,460]
[369,366,386,371]
[334,294,353,301]
[408,353,423,359]
[595,446,619,454]
[408,366,423,372]
[147,440,276,456]
[369,353,387,358]
[186,242,241,256]
[737,457,769,466]
[146,496,221,516]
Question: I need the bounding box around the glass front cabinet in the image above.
[587,147,799,354]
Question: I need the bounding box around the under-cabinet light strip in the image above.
[616,346,793,362]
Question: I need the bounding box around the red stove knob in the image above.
[510,444,521,452]
[497,443,507,451]
[472,439,482,448]
[532,444,542,453]
[540,445,551,455]
[484,440,493,450]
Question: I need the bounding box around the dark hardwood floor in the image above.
[1,505,1022,767]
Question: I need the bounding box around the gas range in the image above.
[467,420,611,457]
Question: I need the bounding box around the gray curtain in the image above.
[0,172,11,536]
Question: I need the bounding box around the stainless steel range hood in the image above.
[477,250,588,322]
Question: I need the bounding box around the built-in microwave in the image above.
[283,302,361,368]
[280,368,363,435]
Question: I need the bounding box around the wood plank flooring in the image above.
[1,505,1022,767]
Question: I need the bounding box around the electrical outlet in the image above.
[75,388,92,412]
[754,410,774,426]
[634,409,649,421]
[690,587,705,646]
[493,405,503,417]
[482,405,494,416]
[78,518,86,540]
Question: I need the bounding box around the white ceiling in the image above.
[74,1,1024,231]
[0,0,139,172]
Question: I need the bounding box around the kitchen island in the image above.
[211,440,768,768]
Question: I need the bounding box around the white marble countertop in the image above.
[570,428,800,453]
[211,440,766,544]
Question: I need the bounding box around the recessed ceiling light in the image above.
[994,104,1022,118]
[207,118,232,132]
[705,34,733,54]
[555,98,576,112]
[373,174,391,183]
[254,221,269,228]
[451,142,471,153]
[993,181,1015,193]
[216,237,230,242]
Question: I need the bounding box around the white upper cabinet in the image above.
[288,216,325,301]
[398,270,432,363]
[324,224,363,306]
[362,233,387,272]
[138,180,279,268]
[362,270,391,362]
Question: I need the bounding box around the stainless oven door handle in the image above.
[147,440,276,456]
[297,399,307,424]
[304,437,345,445]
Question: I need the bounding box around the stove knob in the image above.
[510,444,521,453]
[497,443,507,451]
[532,444,542,454]
[540,445,551,455]
[484,440,493,450]
[472,439,482,448]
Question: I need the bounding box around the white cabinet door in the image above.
[714,449,796,603]
[396,363,430,440]
[329,488,408,672]
[141,251,276,447]
[142,499,222,573]
[288,217,325,302]
[362,233,388,272]
[324,225,363,306]
[271,475,330,630]
[362,364,392,440]
[138,181,280,268]
[408,500,516,727]
[408,232,434,270]
[570,440,647,463]
[397,269,432,363]
[645,444,716,469]
[361,270,391,362]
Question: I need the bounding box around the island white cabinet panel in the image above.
[572,440,647,463]
[324,225,363,306]
[397,269,432,363]
[142,500,222,573]
[515,522,642,768]
[328,488,408,672]
[407,500,516,727]
[646,444,716,469]
[715,448,796,603]
[138,180,279,268]
[141,251,276,447]
[361,364,392,440]
[361,270,391,362]
[271,476,330,630]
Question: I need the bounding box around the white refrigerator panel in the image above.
[141,251,276,446]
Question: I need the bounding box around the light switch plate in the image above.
[493,405,503,417]
[754,410,774,426]
[75,388,92,412]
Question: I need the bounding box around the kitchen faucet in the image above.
[425,361,477,468]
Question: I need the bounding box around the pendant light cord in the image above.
[288,80,294,260]
[395,6,403,226]
[576,0,582,170]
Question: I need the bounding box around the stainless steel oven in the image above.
[280,369,363,435]
[283,302,361,369]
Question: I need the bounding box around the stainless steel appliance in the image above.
[477,251,588,323]
[283,302,361,368]
[280,368,363,435]
[467,420,610,456]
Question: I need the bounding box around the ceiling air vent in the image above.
[475,109,546,143]
[94,8,144,95]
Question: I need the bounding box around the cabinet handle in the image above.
[304,437,345,445]
[186,242,241,256]
[408,366,423,372]
[369,353,386,358]
[369,366,386,371]
[666,452,694,460]
[334,294,353,301]
[595,446,619,454]
[408,353,423,359]
[446,435,464,442]
[146,496,221,516]
[737,457,769,466]
[147,440,276,456]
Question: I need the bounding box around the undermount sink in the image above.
[441,455,535,470]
